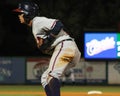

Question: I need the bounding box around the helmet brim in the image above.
[13,8,22,13]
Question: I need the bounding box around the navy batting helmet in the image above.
[13,1,39,18]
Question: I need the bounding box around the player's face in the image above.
[18,14,25,23]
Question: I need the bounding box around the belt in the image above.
[57,38,73,46]
[62,38,73,42]
[51,38,73,49]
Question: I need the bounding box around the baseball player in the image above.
[13,1,81,96]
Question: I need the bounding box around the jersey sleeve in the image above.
[48,20,64,36]
[32,17,57,40]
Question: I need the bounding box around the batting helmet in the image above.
[13,1,39,19]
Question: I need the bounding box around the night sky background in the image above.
[0,0,120,57]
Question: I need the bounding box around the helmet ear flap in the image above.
[23,14,32,24]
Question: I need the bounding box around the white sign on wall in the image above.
[26,57,50,83]
[108,61,120,84]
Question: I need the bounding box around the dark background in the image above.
[0,0,120,57]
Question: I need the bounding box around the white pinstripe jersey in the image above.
[32,16,72,47]
[32,16,57,39]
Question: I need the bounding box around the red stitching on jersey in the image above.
[50,20,57,29]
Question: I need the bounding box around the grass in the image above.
[61,85,120,92]
[0,85,43,92]
[0,85,119,92]
[0,85,119,96]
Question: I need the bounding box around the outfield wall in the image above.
[108,61,120,84]
[0,57,120,85]
[60,59,107,85]
[0,57,25,84]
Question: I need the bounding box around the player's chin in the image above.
[37,44,41,48]
[19,21,23,24]
[20,21,25,24]
[19,19,25,24]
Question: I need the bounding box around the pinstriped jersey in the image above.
[32,16,57,40]
[32,16,72,48]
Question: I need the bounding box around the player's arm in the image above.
[38,20,64,51]
[49,20,64,35]
[36,37,43,48]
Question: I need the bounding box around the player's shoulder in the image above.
[33,16,56,22]
[33,16,46,22]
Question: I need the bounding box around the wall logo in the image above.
[86,37,115,56]
[33,58,49,79]
[0,59,12,81]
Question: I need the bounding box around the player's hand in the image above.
[38,34,55,51]
[36,37,43,48]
